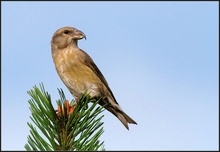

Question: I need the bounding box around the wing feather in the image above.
[80,49,118,104]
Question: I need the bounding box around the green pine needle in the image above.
[25,83,105,150]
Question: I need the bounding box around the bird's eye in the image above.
[64,30,69,34]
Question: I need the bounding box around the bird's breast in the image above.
[53,49,101,98]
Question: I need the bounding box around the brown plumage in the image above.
[51,26,137,129]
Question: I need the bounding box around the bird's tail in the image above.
[102,97,137,130]
[115,107,137,130]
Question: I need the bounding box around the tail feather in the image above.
[100,97,137,130]
[121,111,137,125]
[116,110,137,130]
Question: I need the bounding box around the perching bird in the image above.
[51,26,137,130]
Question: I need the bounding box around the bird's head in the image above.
[51,26,86,49]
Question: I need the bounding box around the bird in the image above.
[51,26,137,130]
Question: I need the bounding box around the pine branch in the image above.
[24,83,105,150]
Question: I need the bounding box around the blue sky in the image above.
[1,1,218,150]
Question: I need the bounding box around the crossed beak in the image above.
[75,30,86,40]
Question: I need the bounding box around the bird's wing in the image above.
[80,49,118,104]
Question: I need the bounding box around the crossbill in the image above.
[51,26,137,130]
